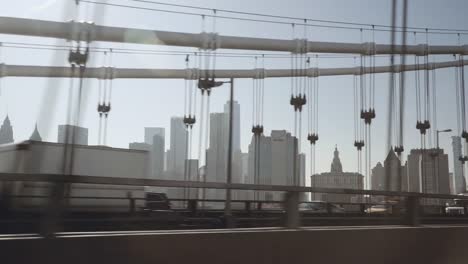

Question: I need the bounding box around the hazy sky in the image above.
[1,0,468,181]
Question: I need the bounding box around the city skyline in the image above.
[2,0,468,179]
[1,100,463,181]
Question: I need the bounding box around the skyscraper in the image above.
[206,113,226,181]
[371,149,407,198]
[271,130,297,186]
[247,130,304,201]
[166,117,187,180]
[248,135,273,200]
[224,100,241,150]
[130,128,165,179]
[0,115,14,144]
[144,127,165,145]
[151,134,165,178]
[371,162,385,190]
[206,102,243,201]
[406,148,450,195]
[58,124,88,145]
[451,136,466,194]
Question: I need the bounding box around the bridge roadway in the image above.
[1,225,468,264]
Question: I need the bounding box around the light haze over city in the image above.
[1,0,468,178]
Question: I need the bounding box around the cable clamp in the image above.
[307,67,319,77]
[462,45,468,56]
[200,32,220,50]
[186,68,199,80]
[254,68,266,79]
[292,38,308,54]
[68,20,95,43]
[426,62,435,71]
[361,42,376,55]
[191,68,200,80]
[353,66,360,76]
[415,44,429,56]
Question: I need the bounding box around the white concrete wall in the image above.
[0,142,150,211]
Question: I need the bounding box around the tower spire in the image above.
[30,123,42,141]
[0,115,13,144]
[331,145,343,173]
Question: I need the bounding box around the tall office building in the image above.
[248,135,273,200]
[371,162,385,190]
[144,127,165,179]
[371,149,407,203]
[205,102,243,202]
[241,152,249,182]
[406,148,450,195]
[151,134,165,178]
[206,113,228,185]
[129,131,165,179]
[58,124,88,145]
[166,117,188,180]
[271,130,298,186]
[0,115,14,144]
[144,127,165,145]
[247,130,304,201]
[452,136,466,194]
[224,100,241,150]
[371,149,407,192]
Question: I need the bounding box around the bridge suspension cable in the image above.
[1,17,468,55]
[307,55,319,199]
[84,0,468,35]
[2,59,468,79]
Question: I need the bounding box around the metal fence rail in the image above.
[0,172,465,200]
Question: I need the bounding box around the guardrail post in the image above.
[245,201,251,216]
[285,191,300,229]
[406,196,420,226]
[127,192,135,214]
[326,203,332,214]
[257,201,263,211]
[188,199,197,216]
[360,204,366,215]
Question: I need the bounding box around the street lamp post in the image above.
[197,78,233,226]
[224,78,235,228]
[436,129,452,150]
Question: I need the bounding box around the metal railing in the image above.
[1,172,467,235]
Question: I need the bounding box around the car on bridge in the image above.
[298,201,345,214]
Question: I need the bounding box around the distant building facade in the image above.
[310,146,364,203]
[0,141,149,210]
[371,162,385,190]
[58,124,88,145]
[144,127,164,145]
[371,149,407,192]
[205,103,243,202]
[452,136,466,194]
[129,142,151,151]
[406,148,450,195]
[129,136,164,179]
[166,117,187,180]
[247,130,305,201]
